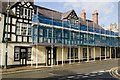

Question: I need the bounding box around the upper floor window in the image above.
[16,22,31,36]
[20,7,31,19]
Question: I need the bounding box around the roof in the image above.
[0,1,16,16]
[35,5,62,20]
[62,9,73,19]
[35,5,103,29]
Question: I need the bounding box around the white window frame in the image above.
[23,8,31,19]
[16,22,31,36]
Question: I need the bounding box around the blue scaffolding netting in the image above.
[32,14,119,47]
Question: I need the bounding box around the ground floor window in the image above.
[83,48,87,58]
[89,48,91,58]
[83,48,91,58]
[75,48,78,59]
[67,48,78,59]
[14,46,32,61]
[14,47,20,61]
[101,47,105,56]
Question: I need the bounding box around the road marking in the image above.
[90,74,96,76]
[85,73,90,75]
[82,75,88,78]
[98,70,105,73]
[91,71,98,74]
[67,76,74,78]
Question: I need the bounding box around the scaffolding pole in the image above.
[31,46,33,66]
[100,47,101,61]
[78,47,80,63]
[69,47,71,64]
[105,47,107,60]
[36,45,38,68]
[110,47,112,59]
[87,46,89,62]
[93,21,95,61]
[68,19,71,64]
[93,46,96,61]
[51,13,54,67]
[62,20,64,66]
[57,48,58,66]
[115,47,117,59]
[86,20,89,62]
[62,47,64,66]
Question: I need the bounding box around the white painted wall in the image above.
[1,43,32,66]
[0,13,4,67]
[31,46,46,65]
[0,13,4,42]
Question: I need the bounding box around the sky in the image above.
[34,0,119,30]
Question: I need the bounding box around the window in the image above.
[65,33,68,38]
[27,24,31,36]
[67,48,78,59]
[14,47,20,61]
[89,48,91,58]
[101,47,105,56]
[16,22,21,35]
[16,22,31,36]
[75,48,78,59]
[20,7,23,16]
[39,29,43,36]
[21,24,27,35]
[20,8,31,19]
[83,48,87,58]
[14,46,32,61]
[27,48,31,61]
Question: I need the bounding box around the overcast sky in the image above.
[35,0,119,30]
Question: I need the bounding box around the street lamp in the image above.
[4,1,10,69]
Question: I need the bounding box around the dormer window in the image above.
[20,7,31,19]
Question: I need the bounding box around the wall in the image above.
[1,43,31,66]
[31,46,46,65]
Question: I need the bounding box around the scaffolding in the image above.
[32,14,118,47]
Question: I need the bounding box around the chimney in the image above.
[92,10,98,24]
[81,9,86,21]
[30,0,34,4]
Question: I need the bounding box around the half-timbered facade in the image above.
[0,0,34,67]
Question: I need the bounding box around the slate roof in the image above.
[35,5,103,29]
[35,5,62,20]
[62,9,73,19]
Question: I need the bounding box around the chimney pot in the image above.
[81,9,86,21]
[92,10,98,24]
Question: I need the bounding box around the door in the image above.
[20,48,27,66]
[46,47,57,66]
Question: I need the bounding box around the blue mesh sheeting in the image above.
[32,14,118,37]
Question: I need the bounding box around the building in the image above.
[109,23,118,32]
[0,0,119,68]
[31,5,119,67]
[0,0,34,67]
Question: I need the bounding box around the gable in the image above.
[62,10,78,20]
[67,10,79,20]
[10,1,34,10]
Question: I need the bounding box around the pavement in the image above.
[1,59,120,80]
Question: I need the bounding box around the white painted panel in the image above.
[18,36,22,42]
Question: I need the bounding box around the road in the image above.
[2,59,119,80]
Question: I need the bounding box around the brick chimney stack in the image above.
[92,10,98,24]
[81,9,86,21]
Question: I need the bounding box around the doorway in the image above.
[20,48,27,66]
[46,47,57,66]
